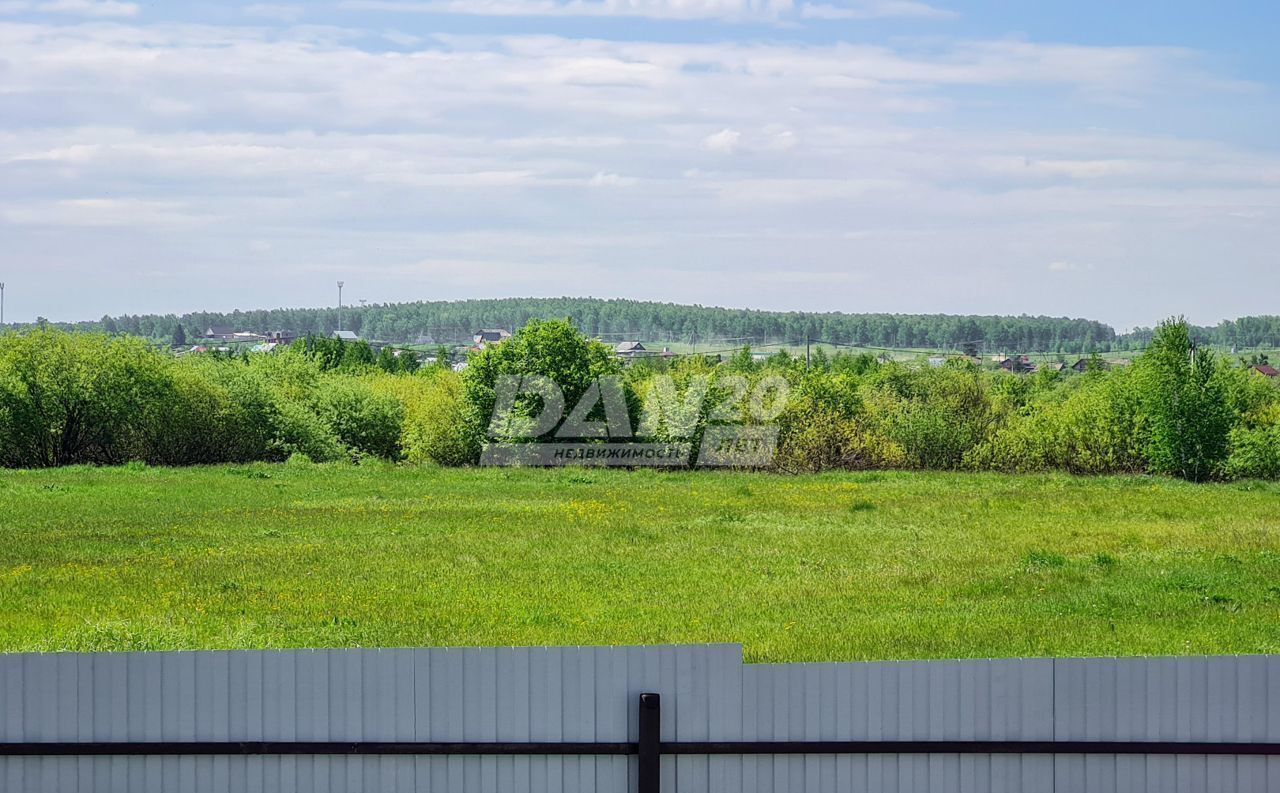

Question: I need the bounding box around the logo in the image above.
[479,374,789,468]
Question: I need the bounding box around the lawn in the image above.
[1,464,1278,662]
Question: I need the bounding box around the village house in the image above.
[332,330,359,342]
[473,329,511,348]
[203,325,235,341]
[1071,357,1131,373]
[1254,364,1279,378]
[264,330,298,345]
[615,341,647,360]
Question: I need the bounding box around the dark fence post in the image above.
[638,693,661,793]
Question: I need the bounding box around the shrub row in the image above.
[0,330,459,467]
[0,319,1276,480]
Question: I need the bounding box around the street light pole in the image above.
[337,281,344,333]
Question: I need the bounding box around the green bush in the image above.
[1224,424,1280,480]
[967,370,1146,475]
[311,376,405,460]
[271,399,347,462]
[375,369,473,466]
[142,358,276,464]
[1133,319,1233,481]
[0,331,168,466]
[861,366,994,470]
[633,355,716,444]
[775,373,856,472]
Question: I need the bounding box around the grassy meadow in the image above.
[1,464,1278,662]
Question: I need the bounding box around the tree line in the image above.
[9,298,1125,352]
[21,298,1279,353]
[0,318,1276,481]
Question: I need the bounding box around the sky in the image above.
[0,1,1277,330]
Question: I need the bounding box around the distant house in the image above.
[264,330,298,345]
[1254,365,1279,378]
[473,329,511,348]
[232,331,266,343]
[332,330,359,342]
[1071,358,1100,373]
[204,326,235,341]
[999,355,1033,373]
[249,342,278,354]
[615,341,647,359]
[927,355,947,368]
[1042,362,1067,373]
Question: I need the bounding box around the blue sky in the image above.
[0,0,1277,329]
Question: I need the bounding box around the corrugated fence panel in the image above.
[1,647,1276,792]
[0,646,730,793]
[738,657,1055,793]
[1053,655,1278,793]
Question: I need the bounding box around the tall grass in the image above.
[1,465,1277,661]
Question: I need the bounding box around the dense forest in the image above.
[17,297,1280,353]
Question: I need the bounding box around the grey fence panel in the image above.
[1053,654,1278,793]
[1,646,1276,792]
[736,657,1055,793]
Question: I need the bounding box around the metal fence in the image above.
[1,645,1277,792]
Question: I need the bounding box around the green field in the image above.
[2,464,1278,662]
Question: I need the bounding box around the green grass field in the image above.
[2,464,1278,662]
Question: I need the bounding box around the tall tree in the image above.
[1135,318,1232,482]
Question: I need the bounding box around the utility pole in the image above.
[0,282,5,327]
[805,337,811,369]
[337,281,344,332]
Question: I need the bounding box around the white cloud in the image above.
[0,22,1274,325]
[381,29,423,46]
[764,126,797,150]
[702,128,742,153]
[0,2,32,14]
[338,0,789,21]
[336,0,953,23]
[242,4,305,21]
[37,0,138,17]
[589,171,637,186]
[0,198,211,227]
[802,1,953,20]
